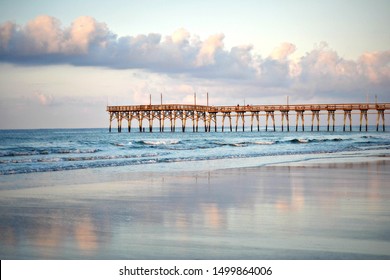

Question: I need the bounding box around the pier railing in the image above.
[106,103,389,132]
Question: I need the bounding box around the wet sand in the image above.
[1,159,390,259]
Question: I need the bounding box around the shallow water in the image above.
[1,127,389,175]
[1,161,389,259]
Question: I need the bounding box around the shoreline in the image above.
[1,150,390,259]
[1,147,390,181]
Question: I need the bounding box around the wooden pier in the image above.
[107,103,389,132]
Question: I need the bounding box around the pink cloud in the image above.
[36,92,54,106]
[270,42,296,60]
[0,15,389,100]
[195,33,225,66]
[358,51,390,83]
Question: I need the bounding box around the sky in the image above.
[0,0,389,129]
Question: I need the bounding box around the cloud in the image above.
[270,42,296,60]
[0,15,389,102]
[195,33,224,66]
[36,92,53,106]
[358,50,390,84]
[0,16,253,76]
[24,16,63,54]
[170,28,190,45]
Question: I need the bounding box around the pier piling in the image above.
[280,110,289,132]
[377,108,385,131]
[343,109,352,131]
[295,108,305,131]
[265,110,275,132]
[311,109,320,131]
[360,109,368,131]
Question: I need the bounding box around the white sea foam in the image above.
[255,141,275,145]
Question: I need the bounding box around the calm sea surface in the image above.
[1,127,390,259]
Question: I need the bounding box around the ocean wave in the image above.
[1,143,388,176]
[208,137,346,146]
[1,128,389,175]
[289,139,309,144]
[214,137,350,147]
[285,137,345,144]
[254,141,275,145]
[112,143,126,147]
[0,148,101,157]
[0,152,165,165]
[141,139,181,145]
[0,149,346,175]
[228,142,247,147]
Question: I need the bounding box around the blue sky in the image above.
[0,0,389,128]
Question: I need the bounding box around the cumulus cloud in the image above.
[195,33,225,66]
[358,50,390,84]
[0,15,256,78]
[270,42,296,60]
[170,28,190,45]
[0,15,389,99]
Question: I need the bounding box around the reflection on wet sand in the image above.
[0,207,106,259]
[1,160,390,259]
[74,215,98,252]
[201,203,225,230]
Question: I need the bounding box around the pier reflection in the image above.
[0,207,109,259]
[1,161,389,259]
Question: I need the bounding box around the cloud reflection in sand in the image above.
[1,161,390,259]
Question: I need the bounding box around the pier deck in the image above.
[107,103,389,132]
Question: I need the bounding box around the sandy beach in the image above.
[1,157,390,259]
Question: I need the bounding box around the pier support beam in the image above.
[208,112,217,132]
[265,111,275,132]
[172,118,176,132]
[195,114,199,132]
[295,109,305,131]
[164,111,174,132]
[327,110,335,131]
[182,116,187,132]
[162,111,170,132]
[195,112,207,132]
[377,109,385,131]
[343,110,352,131]
[187,111,195,132]
[148,113,153,132]
[235,112,245,132]
[250,112,260,131]
[359,110,368,131]
[192,118,195,132]
[159,113,164,132]
[139,119,143,132]
[127,113,132,132]
[117,113,123,133]
[109,112,114,132]
[280,111,289,132]
[222,112,232,132]
[311,110,320,131]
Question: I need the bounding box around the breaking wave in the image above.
[1,128,389,175]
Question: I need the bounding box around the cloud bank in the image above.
[1,16,389,99]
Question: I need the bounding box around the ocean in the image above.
[1,126,390,175]
[1,127,390,260]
